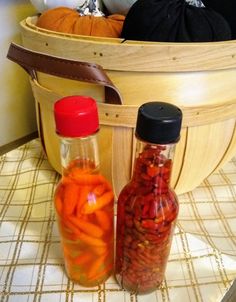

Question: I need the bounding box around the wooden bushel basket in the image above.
[8,16,236,196]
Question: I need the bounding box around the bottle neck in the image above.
[132,138,176,191]
[59,133,100,175]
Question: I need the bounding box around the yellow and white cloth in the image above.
[0,139,235,302]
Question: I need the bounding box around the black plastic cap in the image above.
[135,102,183,144]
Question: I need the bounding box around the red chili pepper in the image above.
[148,200,157,218]
[142,204,150,218]
[141,219,157,230]
[147,165,160,177]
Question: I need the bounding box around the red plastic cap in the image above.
[54,96,99,137]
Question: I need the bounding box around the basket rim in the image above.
[25,16,236,47]
[21,16,236,72]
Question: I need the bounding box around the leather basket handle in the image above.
[7,42,122,105]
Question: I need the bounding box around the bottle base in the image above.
[67,274,111,287]
[115,274,163,295]
[66,268,113,287]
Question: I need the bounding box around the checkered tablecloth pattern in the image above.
[0,139,235,302]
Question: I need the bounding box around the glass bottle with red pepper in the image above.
[53,96,114,287]
[115,102,182,294]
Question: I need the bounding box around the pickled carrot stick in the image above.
[72,252,92,265]
[93,183,106,196]
[71,173,106,186]
[54,192,63,215]
[92,245,109,256]
[59,225,75,241]
[64,160,94,176]
[82,191,114,214]
[54,183,66,215]
[70,166,93,176]
[87,253,107,279]
[62,241,80,255]
[63,243,78,259]
[76,231,107,247]
[88,263,113,281]
[75,185,92,215]
[61,175,74,185]
[95,210,112,231]
[63,182,80,215]
[62,218,81,237]
[61,219,106,246]
[69,216,104,238]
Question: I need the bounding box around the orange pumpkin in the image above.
[36,7,125,38]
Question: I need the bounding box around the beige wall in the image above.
[0,1,37,147]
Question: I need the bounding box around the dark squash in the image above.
[121,0,232,42]
[202,0,236,39]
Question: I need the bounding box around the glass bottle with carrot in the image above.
[53,96,114,287]
[115,102,182,294]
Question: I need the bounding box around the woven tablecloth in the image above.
[0,139,236,302]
